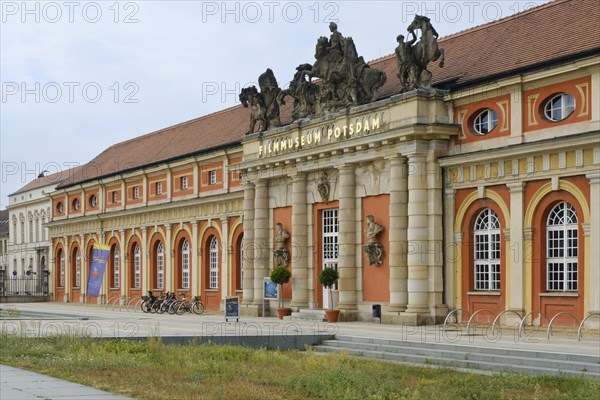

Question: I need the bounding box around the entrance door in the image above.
[322,209,339,309]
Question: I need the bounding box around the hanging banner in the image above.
[86,243,111,297]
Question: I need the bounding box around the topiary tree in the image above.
[270,266,291,308]
[318,267,339,310]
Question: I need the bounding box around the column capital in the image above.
[400,139,429,156]
[386,155,408,165]
[338,164,355,173]
[582,223,591,237]
[523,227,534,240]
[507,181,525,192]
[586,172,600,185]
[444,188,456,197]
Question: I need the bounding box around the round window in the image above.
[473,109,498,135]
[56,202,64,213]
[544,93,575,122]
[72,198,80,211]
[89,195,97,208]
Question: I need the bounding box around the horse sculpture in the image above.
[406,15,445,88]
[239,86,267,134]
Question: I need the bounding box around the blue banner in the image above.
[86,244,110,297]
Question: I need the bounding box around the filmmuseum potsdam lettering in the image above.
[21,1,598,327]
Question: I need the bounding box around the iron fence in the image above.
[0,270,50,296]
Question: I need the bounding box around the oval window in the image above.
[473,109,498,135]
[544,93,575,122]
[56,202,64,213]
[72,198,80,211]
[89,195,97,208]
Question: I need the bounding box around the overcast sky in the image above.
[1,0,550,209]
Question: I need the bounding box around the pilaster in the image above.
[338,164,358,319]
[388,156,408,312]
[290,172,309,309]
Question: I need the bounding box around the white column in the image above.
[338,165,357,314]
[388,156,408,312]
[191,222,199,296]
[141,228,148,293]
[444,188,456,309]
[427,154,445,319]
[507,182,525,315]
[221,217,229,303]
[252,180,269,307]
[119,230,126,298]
[405,151,429,315]
[165,223,172,292]
[587,172,600,326]
[242,182,255,303]
[64,235,70,302]
[290,172,309,309]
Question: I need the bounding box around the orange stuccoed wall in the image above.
[361,195,390,302]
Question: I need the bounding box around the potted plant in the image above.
[319,266,340,322]
[270,265,292,319]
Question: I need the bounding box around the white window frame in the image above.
[546,201,578,292]
[113,246,120,288]
[133,186,140,199]
[157,242,164,290]
[209,236,219,289]
[112,191,119,203]
[56,202,63,214]
[181,239,190,289]
[156,181,163,195]
[473,208,501,291]
[72,198,80,211]
[473,109,498,135]
[209,170,217,185]
[544,93,575,122]
[133,244,141,289]
[59,250,65,287]
[181,176,188,190]
[90,195,97,208]
[322,209,339,290]
[74,248,81,288]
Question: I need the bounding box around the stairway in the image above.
[284,309,327,322]
[313,335,600,380]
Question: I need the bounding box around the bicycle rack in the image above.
[127,297,142,312]
[491,310,523,333]
[443,308,471,331]
[466,309,496,335]
[105,296,120,310]
[518,310,549,338]
[577,312,600,341]
[546,311,580,339]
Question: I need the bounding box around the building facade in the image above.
[44,0,599,326]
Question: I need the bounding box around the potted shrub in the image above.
[270,266,292,319]
[319,266,340,322]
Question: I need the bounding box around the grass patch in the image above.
[0,335,598,399]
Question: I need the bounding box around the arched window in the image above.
[74,248,81,288]
[113,246,120,288]
[59,250,65,287]
[473,209,501,291]
[35,219,39,242]
[209,237,219,289]
[133,244,141,289]
[181,240,189,289]
[546,202,578,291]
[41,217,46,241]
[157,242,164,290]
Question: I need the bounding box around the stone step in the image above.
[284,309,327,322]
[314,345,600,380]
[320,340,600,374]
[334,335,599,364]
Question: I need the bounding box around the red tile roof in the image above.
[10,165,87,196]
[51,0,599,189]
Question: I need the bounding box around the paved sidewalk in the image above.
[0,364,131,400]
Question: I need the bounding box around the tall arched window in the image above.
[473,209,501,291]
[181,240,190,289]
[157,242,164,290]
[59,250,65,287]
[74,248,81,288]
[113,246,120,288]
[133,244,141,289]
[35,218,39,242]
[209,237,219,289]
[547,201,578,291]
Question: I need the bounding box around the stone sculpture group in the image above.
[240,15,445,134]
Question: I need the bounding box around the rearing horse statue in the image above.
[407,15,445,88]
